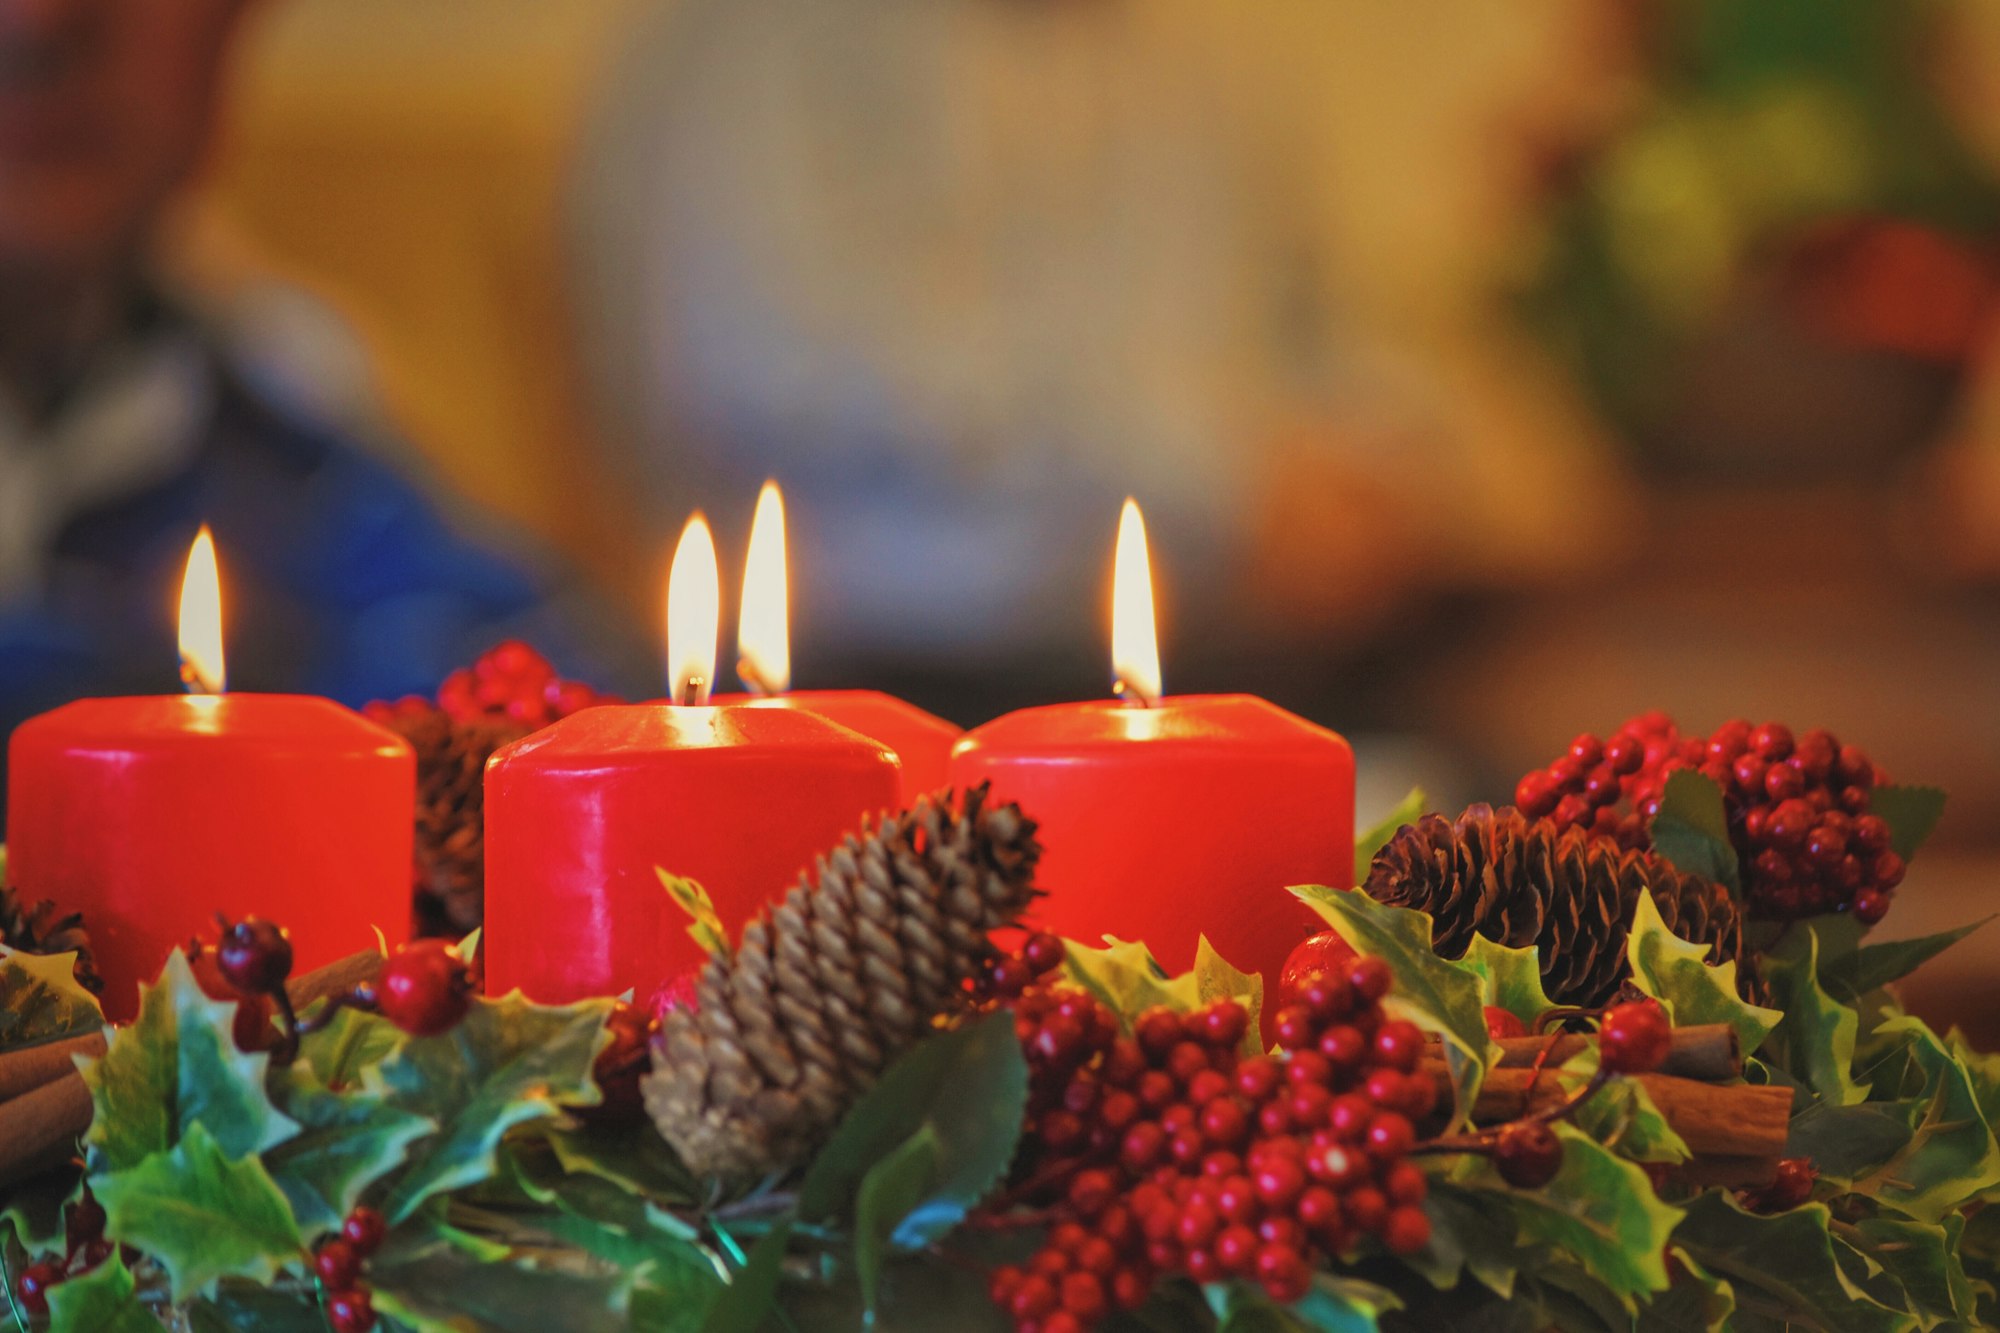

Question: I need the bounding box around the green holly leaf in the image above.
[1290,887,1490,1130]
[1624,893,1780,1058]
[1819,915,1992,1002]
[1565,1052,1689,1164]
[44,1251,159,1333]
[543,1118,701,1205]
[1847,1015,2000,1221]
[367,1217,636,1333]
[1499,1127,1683,1307]
[1647,770,1740,893]
[798,1010,1028,1246]
[698,1221,791,1333]
[1781,1097,1913,1186]
[1354,787,1426,886]
[0,945,102,1051]
[1840,1213,1976,1327]
[1061,935,1262,1043]
[262,1065,431,1238]
[854,1125,942,1314]
[1638,1248,1735,1332]
[185,1283,328,1333]
[1869,785,1947,861]
[82,951,296,1171]
[94,1122,303,1301]
[657,869,729,959]
[1671,1192,1915,1333]
[1760,921,1867,1105]
[294,1004,405,1091]
[500,1138,717,1290]
[1405,1181,1533,1298]
[376,993,614,1223]
[1458,935,1556,1024]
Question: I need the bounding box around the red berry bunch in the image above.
[312,1207,386,1333]
[1517,713,1904,922]
[12,1192,113,1316]
[984,949,1435,1331]
[364,641,617,731]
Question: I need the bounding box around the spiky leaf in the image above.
[1671,1192,1914,1333]
[1869,785,1946,861]
[1499,1127,1683,1307]
[1458,934,1556,1025]
[44,1251,158,1333]
[1354,787,1426,886]
[1760,921,1867,1105]
[263,1066,431,1237]
[1062,935,1262,1045]
[1648,770,1740,892]
[0,945,101,1050]
[1624,893,1779,1058]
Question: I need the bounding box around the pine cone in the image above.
[0,878,101,994]
[644,784,1041,1182]
[381,706,530,936]
[1363,804,1753,1009]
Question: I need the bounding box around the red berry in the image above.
[1853,887,1891,925]
[1384,1160,1428,1205]
[1598,1000,1672,1074]
[342,1208,387,1255]
[1365,1113,1415,1160]
[1372,1020,1425,1072]
[1347,956,1392,1003]
[1252,1155,1306,1209]
[1134,1007,1181,1059]
[315,1239,363,1288]
[1750,723,1794,761]
[1277,932,1358,1012]
[1059,1271,1107,1323]
[216,918,294,995]
[327,1288,376,1333]
[1254,1243,1310,1304]
[1234,1055,1281,1101]
[376,940,472,1037]
[1166,1041,1211,1083]
[1022,933,1066,975]
[1199,1001,1248,1050]
[1012,1274,1058,1320]
[1875,851,1907,889]
[64,1194,106,1249]
[1757,1157,1818,1211]
[16,1260,62,1316]
[1112,1269,1150,1310]
[1516,769,1561,817]
[1318,1025,1366,1071]
[1383,1205,1432,1255]
[1483,1006,1527,1041]
[1493,1121,1564,1188]
[1273,1006,1317,1051]
[1068,1169,1117,1219]
[1201,1098,1250,1148]
[1344,1186,1389,1232]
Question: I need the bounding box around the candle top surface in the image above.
[492,702,899,768]
[712,690,961,734]
[14,694,410,756]
[955,694,1348,755]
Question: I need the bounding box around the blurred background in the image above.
[7,0,2000,1026]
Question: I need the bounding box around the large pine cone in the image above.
[644,784,1041,1182]
[381,706,530,936]
[1363,804,1753,1009]
[0,877,101,993]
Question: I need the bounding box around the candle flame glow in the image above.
[1111,498,1162,706]
[178,526,225,695]
[667,513,720,705]
[737,480,791,695]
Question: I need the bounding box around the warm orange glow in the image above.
[178,526,225,695]
[1111,499,1162,706]
[667,513,721,704]
[737,481,791,695]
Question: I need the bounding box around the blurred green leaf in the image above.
[1638,1248,1734,1332]
[854,1126,941,1314]
[1869,786,1946,861]
[1847,1015,2000,1221]
[1672,1192,1913,1333]
[294,1004,404,1091]
[657,870,728,960]
[0,945,101,1052]
[1354,788,1426,886]
[1647,771,1740,893]
[698,1222,790,1333]
[263,1065,431,1238]
[1061,935,1262,1043]
[45,1251,159,1333]
[1761,922,1867,1105]
[1819,916,1991,1002]
[1457,935,1556,1026]
[1624,893,1780,1058]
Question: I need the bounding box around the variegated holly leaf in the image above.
[1671,1192,1915,1333]
[1847,1015,2000,1221]
[657,870,728,959]
[1061,935,1262,1047]
[1624,893,1780,1058]
[81,951,296,1171]
[263,1065,432,1237]
[1760,921,1868,1105]
[0,944,101,1051]
[1458,934,1556,1025]
[294,1004,405,1091]
[43,1250,159,1333]
[1497,1127,1682,1307]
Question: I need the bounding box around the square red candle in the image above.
[948,502,1355,985]
[481,513,902,1004]
[4,530,414,1019]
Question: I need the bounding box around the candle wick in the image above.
[737,657,779,698]
[1113,679,1160,709]
[679,675,709,707]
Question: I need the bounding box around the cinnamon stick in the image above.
[0,1032,105,1103]
[1427,1063,1792,1160]
[0,1070,92,1186]
[1488,1025,1741,1082]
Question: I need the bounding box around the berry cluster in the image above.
[12,1192,112,1317]
[363,641,616,731]
[1517,713,1904,921]
[310,1207,387,1333]
[982,939,1435,1331]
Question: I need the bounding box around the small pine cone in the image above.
[0,879,101,994]
[1363,804,1753,1010]
[644,784,1041,1182]
[381,706,531,935]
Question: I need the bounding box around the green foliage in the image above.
[1292,887,1490,1131]
[1759,921,1867,1105]
[45,1252,160,1333]
[696,1222,790,1333]
[1868,785,1947,861]
[1456,935,1555,1025]
[1061,935,1263,1046]
[1672,1193,1915,1333]
[94,1123,302,1301]
[262,1065,431,1237]
[0,944,102,1051]
[1647,771,1740,893]
[1819,914,1991,1001]
[1500,1128,1683,1308]
[1354,787,1426,886]
[657,869,729,959]
[1623,892,1780,1056]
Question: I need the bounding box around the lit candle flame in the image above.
[1111,498,1161,706]
[737,481,791,695]
[178,526,226,695]
[667,513,720,705]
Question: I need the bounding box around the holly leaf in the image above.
[367,1218,636,1333]
[798,1010,1028,1246]
[1847,1014,2000,1220]
[1291,887,1490,1130]
[81,951,296,1171]
[1405,1181,1533,1298]
[543,1118,701,1205]
[1563,1051,1688,1164]
[1498,1126,1682,1307]
[262,1066,431,1238]
[1209,1273,1400,1331]
[1760,921,1868,1105]
[1639,1248,1735,1332]
[1671,1192,1915,1333]
[376,993,614,1223]
[1820,916,1992,1002]
[1869,785,1947,861]
[185,1284,328,1333]
[1841,1214,1976,1327]
[1647,770,1740,893]
[1061,936,1262,1044]
[44,1251,159,1333]
[1457,935,1556,1025]
[1781,1097,1913,1185]
[94,1123,303,1301]
[1354,787,1426,886]
[1624,893,1780,1058]
[698,1221,791,1333]
[657,869,729,959]
[0,945,102,1051]
[294,1004,405,1091]
[854,1125,943,1314]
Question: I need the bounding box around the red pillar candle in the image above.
[4,530,413,1020]
[718,482,961,803]
[482,514,900,1004]
[948,502,1354,985]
